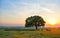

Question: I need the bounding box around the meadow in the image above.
[0,27,60,38]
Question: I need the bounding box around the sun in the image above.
[48,19,57,25]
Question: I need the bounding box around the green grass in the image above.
[0,28,60,38]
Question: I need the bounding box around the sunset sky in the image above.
[0,0,60,26]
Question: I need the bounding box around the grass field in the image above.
[0,27,60,38]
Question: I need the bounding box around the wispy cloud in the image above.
[0,0,60,24]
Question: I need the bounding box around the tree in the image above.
[25,15,45,30]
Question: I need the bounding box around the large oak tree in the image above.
[25,15,45,30]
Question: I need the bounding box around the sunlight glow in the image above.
[48,19,57,25]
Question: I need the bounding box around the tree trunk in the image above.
[35,25,38,30]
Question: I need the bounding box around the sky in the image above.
[0,0,60,26]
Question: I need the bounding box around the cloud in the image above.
[1,0,58,18]
[40,6,55,13]
[1,0,60,24]
[24,3,55,13]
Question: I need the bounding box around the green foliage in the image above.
[25,15,45,30]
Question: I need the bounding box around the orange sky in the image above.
[0,0,60,26]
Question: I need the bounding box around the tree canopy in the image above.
[25,15,46,30]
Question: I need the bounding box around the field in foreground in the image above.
[0,27,60,38]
